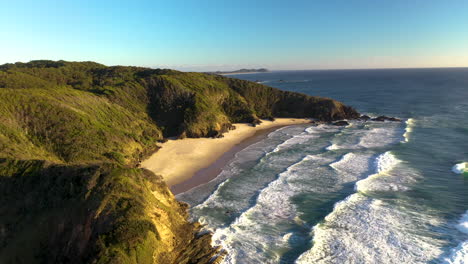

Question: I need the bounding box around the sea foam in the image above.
[296,150,432,264]
[328,122,403,150]
[325,143,338,150]
[442,211,468,264]
[374,151,400,173]
[452,162,467,174]
[443,242,468,264]
[457,210,468,234]
[355,151,401,192]
[304,124,340,134]
[402,118,414,143]
[211,155,327,264]
[358,127,403,148]
[192,115,425,263]
[296,194,445,264]
[329,152,374,182]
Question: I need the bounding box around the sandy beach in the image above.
[141,118,311,193]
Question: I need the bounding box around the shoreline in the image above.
[140,118,311,194]
[170,124,286,194]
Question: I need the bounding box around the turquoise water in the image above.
[178,69,468,263]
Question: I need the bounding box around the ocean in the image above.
[177,68,468,264]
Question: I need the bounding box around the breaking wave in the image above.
[296,194,445,264]
[452,162,467,174]
[402,118,415,143]
[442,211,468,264]
[354,151,402,192]
[211,155,327,264]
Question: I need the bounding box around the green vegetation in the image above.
[0,159,219,264]
[0,60,358,263]
[0,60,357,164]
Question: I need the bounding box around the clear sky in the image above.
[1,0,468,71]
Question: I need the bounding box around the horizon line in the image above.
[1,59,467,72]
[261,66,468,72]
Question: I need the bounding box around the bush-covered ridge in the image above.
[0,60,358,165]
[0,159,221,264]
[0,60,359,263]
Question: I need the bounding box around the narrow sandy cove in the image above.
[141,118,311,192]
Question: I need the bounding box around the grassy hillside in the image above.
[0,60,359,263]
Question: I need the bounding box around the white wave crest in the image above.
[442,241,468,264]
[402,118,415,143]
[327,153,379,187]
[329,123,404,150]
[443,210,468,264]
[330,153,356,171]
[457,210,468,234]
[452,163,467,174]
[296,194,445,264]
[375,151,400,173]
[305,124,340,134]
[211,155,323,264]
[325,143,338,150]
[355,152,401,192]
[358,127,403,148]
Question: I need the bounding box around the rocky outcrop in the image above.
[332,120,350,126]
[371,116,402,122]
[224,78,360,123]
[359,115,371,121]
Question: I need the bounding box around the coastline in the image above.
[219,71,270,76]
[141,118,311,194]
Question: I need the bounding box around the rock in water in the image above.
[372,116,402,122]
[359,115,371,121]
[332,120,350,126]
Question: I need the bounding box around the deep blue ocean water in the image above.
[178,69,468,264]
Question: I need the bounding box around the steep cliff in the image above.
[0,60,359,263]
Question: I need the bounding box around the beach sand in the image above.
[141,118,311,194]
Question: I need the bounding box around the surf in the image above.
[441,210,468,264]
[452,162,467,174]
[402,118,415,143]
[296,152,443,263]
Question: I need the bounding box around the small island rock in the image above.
[359,115,371,121]
[372,116,402,122]
[332,120,350,126]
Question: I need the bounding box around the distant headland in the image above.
[206,68,269,75]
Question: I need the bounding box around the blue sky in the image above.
[1,0,467,71]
